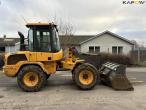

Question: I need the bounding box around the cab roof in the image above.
[26,22,57,28]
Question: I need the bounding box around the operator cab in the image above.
[25,23,61,52]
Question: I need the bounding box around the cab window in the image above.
[35,31,51,52]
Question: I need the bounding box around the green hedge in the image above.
[99,53,133,66]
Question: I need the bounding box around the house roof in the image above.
[0,38,20,47]
[59,31,134,46]
[80,30,134,45]
[59,35,95,46]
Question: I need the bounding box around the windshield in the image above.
[51,28,61,52]
[28,29,33,51]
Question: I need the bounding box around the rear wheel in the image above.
[74,63,99,90]
[17,65,47,92]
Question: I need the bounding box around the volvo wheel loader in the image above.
[2,22,133,92]
[3,23,100,92]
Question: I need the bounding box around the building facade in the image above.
[0,38,19,53]
[60,31,134,55]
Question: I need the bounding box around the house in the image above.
[0,38,19,53]
[60,31,135,55]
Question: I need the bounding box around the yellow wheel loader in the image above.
[3,23,100,92]
[2,22,133,92]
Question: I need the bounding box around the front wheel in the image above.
[74,63,99,90]
[17,65,47,92]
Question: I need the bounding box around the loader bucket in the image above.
[100,62,134,91]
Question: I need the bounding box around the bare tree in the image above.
[53,16,75,36]
[131,40,139,48]
[132,40,145,48]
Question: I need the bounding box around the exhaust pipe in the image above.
[18,31,26,51]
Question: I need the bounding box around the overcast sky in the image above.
[0,0,146,45]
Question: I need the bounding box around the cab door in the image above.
[28,29,37,61]
[35,31,53,61]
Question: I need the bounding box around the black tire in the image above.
[17,65,47,92]
[72,63,82,82]
[72,72,75,82]
[0,55,4,69]
[74,63,99,90]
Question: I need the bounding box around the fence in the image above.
[131,49,146,64]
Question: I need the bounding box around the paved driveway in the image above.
[0,67,145,110]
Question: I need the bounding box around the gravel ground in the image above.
[0,67,145,110]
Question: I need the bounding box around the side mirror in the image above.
[18,31,26,51]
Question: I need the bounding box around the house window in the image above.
[118,46,123,54]
[95,46,100,53]
[112,46,117,54]
[89,46,94,53]
[112,46,123,54]
[89,46,100,53]
[0,47,5,53]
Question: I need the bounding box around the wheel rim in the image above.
[23,72,39,87]
[79,69,94,85]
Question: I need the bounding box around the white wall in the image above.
[15,42,20,52]
[81,34,133,55]
[5,46,16,53]
[75,46,81,52]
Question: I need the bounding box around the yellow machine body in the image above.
[3,49,63,77]
[3,47,83,77]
